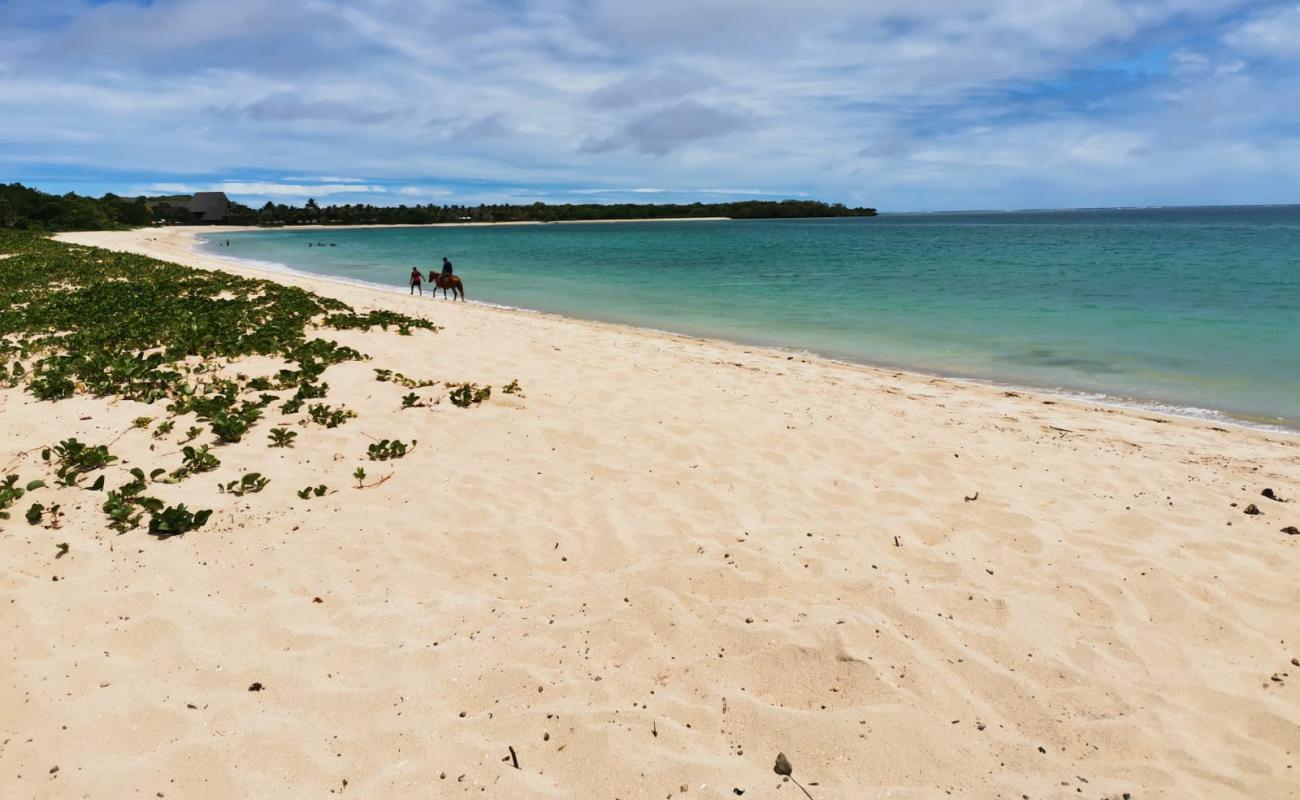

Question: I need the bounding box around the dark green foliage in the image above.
[218,472,269,496]
[148,504,213,538]
[502,379,522,395]
[374,368,436,388]
[129,467,168,484]
[206,193,878,227]
[0,182,869,244]
[400,392,424,409]
[0,231,430,427]
[353,467,366,487]
[0,475,45,520]
[325,310,438,335]
[209,403,262,443]
[0,183,133,231]
[308,403,356,428]
[448,382,491,407]
[268,427,297,447]
[174,445,220,478]
[367,439,414,461]
[26,501,62,527]
[181,425,204,443]
[296,484,329,499]
[153,420,175,439]
[42,438,118,486]
[103,478,162,532]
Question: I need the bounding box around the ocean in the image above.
[200,206,1300,429]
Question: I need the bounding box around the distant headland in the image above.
[0,182,877,231]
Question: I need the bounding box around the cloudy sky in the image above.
[2,0,1298,211]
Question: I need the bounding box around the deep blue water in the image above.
[203,207,1300,428]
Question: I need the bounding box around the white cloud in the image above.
[1226,4,1300,59]
[397,186,453,196]
[145,181,388,197]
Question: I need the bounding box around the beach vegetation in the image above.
[326,310,438,336]
[102,477,163,532]
[353,467,366,487]
[448,382,491,407]
[297,484,330,499]
[174,445,220,478]
[1,476,46,521]
[502,379,522,395]
[400,392,424,409]
[367,439,414,461]
[218,472,269,496]
[148,504,213,538]
[42,438,118,487]
[26,501,62,528]
[268,427,298,447]
[307,403,356,428]
[375,368,437,388]
[0,229,501,538]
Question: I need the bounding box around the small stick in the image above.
[507,745,519,769]
[893,535,900,548]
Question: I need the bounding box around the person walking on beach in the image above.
[409,267,424,296]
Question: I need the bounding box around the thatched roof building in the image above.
[185,192,229,223]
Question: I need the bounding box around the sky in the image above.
[1,0,1298,212]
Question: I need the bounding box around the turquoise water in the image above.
[202,207,1300,428]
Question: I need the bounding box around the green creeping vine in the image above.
[448,382,491,408]
[367,439,414,461]
[26,501,63,528]
[0,230,431,455]
[297,484,330,499]
[308,403,356,428]
[1,476,46,521]
[0,230,463,539]
[375,368,438,388]
[148,504,213,538]
[327,310,438,336]
[218,472,269,496]
[173,445,220,479]
[267,427,298,448]
[42,438,117,487]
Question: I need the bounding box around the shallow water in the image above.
[203,207,1300,428]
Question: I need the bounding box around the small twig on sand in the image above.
[507,746,519,769]
[893,535,900,548]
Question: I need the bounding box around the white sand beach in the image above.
[1,226,1297,799]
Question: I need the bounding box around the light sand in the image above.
[2,227,1297,799]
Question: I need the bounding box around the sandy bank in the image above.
[1,226,1297,799]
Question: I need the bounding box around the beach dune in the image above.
[1,227,1297,799]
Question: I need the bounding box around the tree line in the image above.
[0,181,876,231]
[241,198,876,225]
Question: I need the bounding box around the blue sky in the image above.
[2,0,1298,211]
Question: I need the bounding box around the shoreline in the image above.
[8,226,1299,798]
[174,216,733,233]
[187,226,1295,434]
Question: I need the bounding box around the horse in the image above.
[430,272,465,301]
